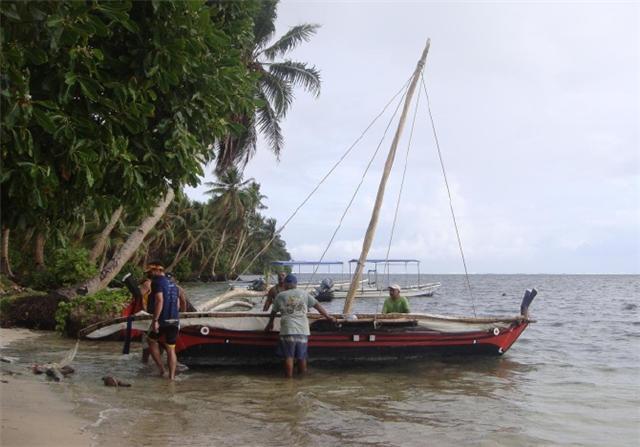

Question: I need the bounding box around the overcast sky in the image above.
[186,1,639,274]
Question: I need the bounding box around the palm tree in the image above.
[228,181,267,274]
[205,167,256,277]
[215,1,321,174]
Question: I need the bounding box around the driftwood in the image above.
[102,376,131,387]
[31,339,79,382]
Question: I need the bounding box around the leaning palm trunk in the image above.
[1,227,14,278]
[210,226,227,277]
[89,205,124,264]
[34,230,46,270]
[58,190,175,299]
[229,229,247,274]
[167,222,213,272]
[166,239,187,272]
[194,249,216,279]
[235,243,256,275]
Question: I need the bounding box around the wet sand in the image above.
[0,328,91,447]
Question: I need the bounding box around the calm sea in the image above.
[1,275,638,446]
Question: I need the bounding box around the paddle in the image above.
[122,273,143,354]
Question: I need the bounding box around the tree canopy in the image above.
[1,0,258,229]
[214,0,321,173]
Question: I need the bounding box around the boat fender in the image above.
[200,326,210,336]
[493,327,500,336]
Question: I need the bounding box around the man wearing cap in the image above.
[382,284,411,314]
[145,261,181,380]
[264,273,336,378]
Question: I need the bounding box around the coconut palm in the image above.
[215,1,321,174]
[205,167,257,277]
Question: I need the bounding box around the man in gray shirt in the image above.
[265,274,336,378]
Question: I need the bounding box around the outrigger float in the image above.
[81,40,538,367]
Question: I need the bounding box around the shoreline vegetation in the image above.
[1,0,321,335]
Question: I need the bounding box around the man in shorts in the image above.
[145,261,180,380]
[264,274,336,378]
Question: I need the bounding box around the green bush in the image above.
[172,258,192,282]
[55,288,130,335]
[28,247,98,290]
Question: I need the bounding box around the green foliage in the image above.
[215,2,321,173]
[28,247,97,290]
[119,262,144,283]
[172,257,192,282]
[1,0,259,231]
[55,287,129,334]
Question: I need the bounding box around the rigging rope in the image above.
[237,74,414,280]
[420,75,477,317]
[383,81,422,276]
[303,82,411,291]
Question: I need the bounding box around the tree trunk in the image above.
[195,249,216,279]
[1,227,14,278]
[167,226,211,272]
[98,246,108,271]
[211,227,227,277]
[34,231,46,270]
[166,241,185,272]
[58,190,175,299]
[75,217,86,242]
[229,229,246,274]
[89,205,124,264]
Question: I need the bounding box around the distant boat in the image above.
[331,258,441,299]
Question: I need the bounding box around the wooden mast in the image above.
[342,39,431,315]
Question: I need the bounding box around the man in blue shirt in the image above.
[145,261,180,380]
[264,274,336,378]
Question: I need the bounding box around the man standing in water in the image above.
[264,274,336,378]
[145,261,180,380]
[262,271,286,311]
[382,284,411,313]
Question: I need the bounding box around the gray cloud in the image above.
[186,1,639,273]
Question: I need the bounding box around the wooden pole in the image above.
[343,39,431,315]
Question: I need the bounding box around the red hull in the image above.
[176,320,530,366]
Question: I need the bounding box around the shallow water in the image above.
[2,275,639,446]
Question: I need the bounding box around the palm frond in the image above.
[255,91,283,158]
[214,114,257,175]
[259,73,293,117]
[262,24,320,60]
[237,117,258,169]
[253,0,278,52]
[268,61,321,97]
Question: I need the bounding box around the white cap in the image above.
[388,284,401,291]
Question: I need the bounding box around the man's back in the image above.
[273,289,318,336]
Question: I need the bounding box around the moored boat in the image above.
[80,39,538,367]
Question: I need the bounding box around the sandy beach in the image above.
[0,328,91,447]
